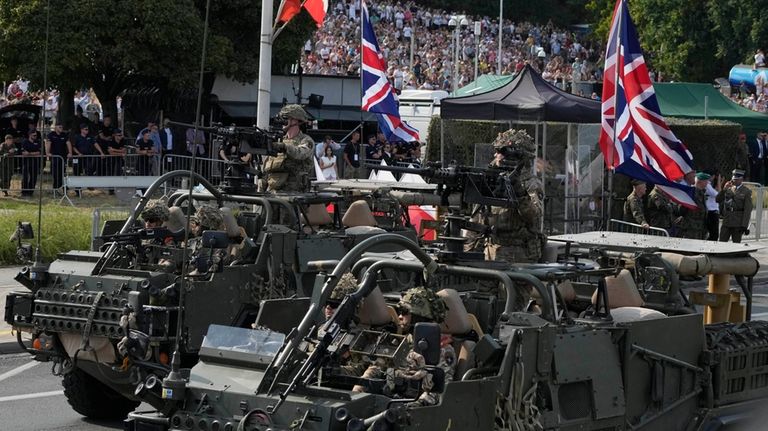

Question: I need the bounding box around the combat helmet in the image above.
[194,206,224,231]
[327,272,358,306]
[398,287,447,323]
[141,200,170,223]
[492,129,536,160]
[279,104,310,122]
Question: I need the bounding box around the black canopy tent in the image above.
[437,65,603,235]
[440,64,601,123]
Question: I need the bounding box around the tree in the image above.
[0,0,314,124]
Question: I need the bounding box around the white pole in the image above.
[497,0,503,75]
[454,29,460,93]
[257,0,274,129]
[474,21,481,81]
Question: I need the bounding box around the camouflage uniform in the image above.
[717,178,752,243]
[679,187,708,239]
[623,191,647,225]
[483,130,545,264]
[262,105,315,192]
[646,187,675,231]
[188,206,227,273]
[357,287,456,406]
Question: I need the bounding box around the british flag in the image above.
[361,0,420,142]
[599,0,696,207]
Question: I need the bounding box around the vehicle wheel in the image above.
[62,367,140,420]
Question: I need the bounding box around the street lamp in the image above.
[473,21,482,81]
[449,16,469,93]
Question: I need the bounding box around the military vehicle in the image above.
[124,232,767,431]
[4,170,416,420]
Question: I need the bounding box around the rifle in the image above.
[168,120,283,157]
[366,160,526,208]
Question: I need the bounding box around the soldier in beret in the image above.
[716,169,752,243]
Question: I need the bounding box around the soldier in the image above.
[484,129,545,263]
[716,169,752,243]
[646,185,675,233]
[353,287,455,406]
[188,206,227,274]
[324,272,359,320]
[678,172,709,239]
[623,180,649,229]
[262,104,314,192]
[141,199,170,229]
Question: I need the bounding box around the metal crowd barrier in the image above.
[0,154,67,197]
[608,218,670,237]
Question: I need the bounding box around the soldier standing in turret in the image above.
[262,104,315,192]
[716,169,752,243]
[623,180,649,229]
[484,129,545,263]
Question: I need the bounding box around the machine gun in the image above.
[168,120,284,157]
[366,159,526,208]
[99,227,185,244]
[268,292,361,414]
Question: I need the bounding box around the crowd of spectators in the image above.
[301,0,604,92]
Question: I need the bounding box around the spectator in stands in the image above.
[315,135,341,158]
[20,130,42,196]
[45,123,71,191]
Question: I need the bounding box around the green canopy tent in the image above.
[653,82,768,138]
[453,74,515,97]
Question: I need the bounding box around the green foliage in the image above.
[666,117,744,175]
[0,204,91,264]
[0,0,315,112]
[587,0,768,81]
[425,117,513,165]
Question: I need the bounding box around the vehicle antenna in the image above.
[162,0,212,402]
[32,0,51,278]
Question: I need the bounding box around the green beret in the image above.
[695,172,711,180]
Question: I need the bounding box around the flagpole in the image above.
[606,0,623,227]
[257,0,275,129]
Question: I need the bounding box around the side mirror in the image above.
[413,322,441,366]
[201,230,229,248]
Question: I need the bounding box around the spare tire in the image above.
[62,367,140,420]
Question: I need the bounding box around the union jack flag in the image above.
[361,0,420,142]
[599,0,696,207]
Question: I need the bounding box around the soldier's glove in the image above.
[272,141,286,153]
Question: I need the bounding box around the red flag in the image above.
[277,0,301,23]
[303,0,328,27]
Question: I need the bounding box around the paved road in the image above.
[0,353,124,431]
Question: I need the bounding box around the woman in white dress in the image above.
[319,145,338,180]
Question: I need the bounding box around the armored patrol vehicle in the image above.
[4,170,416,420]
[125,233,767,431]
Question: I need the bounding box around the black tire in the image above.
[62,367,140,420]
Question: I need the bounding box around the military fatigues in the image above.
[646,187,675,232]
[623,191,647,225]
[483,129,545,264]
[679,187,707,239]
[716,184,752,243]
[485,175,544,263]
[263,131,314,192]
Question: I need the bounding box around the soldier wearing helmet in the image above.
[484,129,545,263]
[324,272,359,320]
[353,286,456,403]
[141,200,170,228]
[261,104,315,192]
[192,205,224,236]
